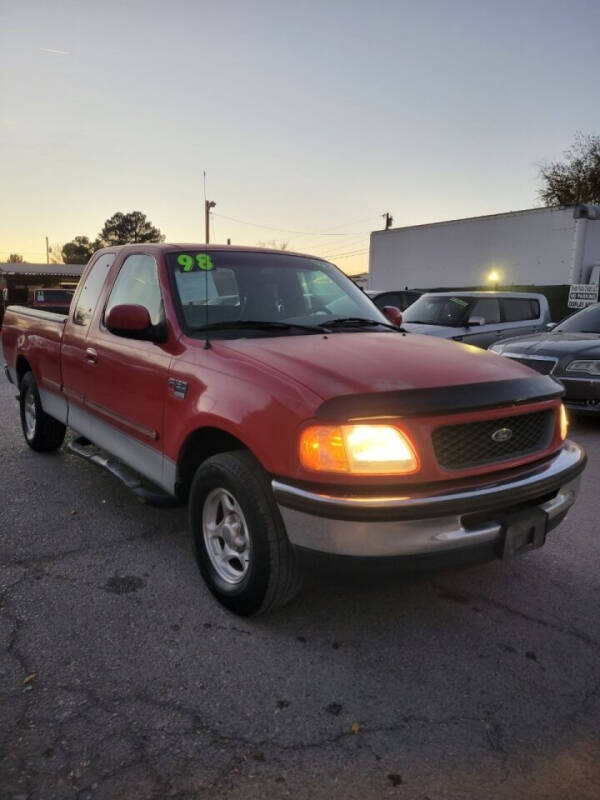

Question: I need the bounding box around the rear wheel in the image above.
[189,451,301,615]
[19,371,66,452]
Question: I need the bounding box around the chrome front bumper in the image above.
[273,441,586,558]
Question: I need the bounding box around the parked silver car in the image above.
[401,291,551,349]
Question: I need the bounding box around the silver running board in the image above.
[68,436,180,508]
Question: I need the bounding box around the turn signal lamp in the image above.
[299,424,420,475]
[559,404,568,441]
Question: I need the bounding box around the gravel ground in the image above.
[1,355,599,799]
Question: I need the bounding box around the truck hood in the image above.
[218,331,539,401]
[401,323,460,339]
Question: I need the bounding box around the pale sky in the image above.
[1,0,600,272]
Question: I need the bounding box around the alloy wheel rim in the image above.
[24,389,36,440]
[202,488,251,584]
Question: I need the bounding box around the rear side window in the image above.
[471,297,501,324]
[105,254,163,325]
[501,298,540,322]
[53,291,74,303]
[73,254,115,326]
[372,292,404,310]
[37,290,72,303]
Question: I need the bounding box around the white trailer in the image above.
[368,205,600,293]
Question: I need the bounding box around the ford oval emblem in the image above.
[491,427,513,443]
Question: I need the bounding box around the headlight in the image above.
[559,404,568,441]
[299,424,420,475]
[566,360,600,375]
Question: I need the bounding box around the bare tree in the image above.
[7,253,24,263]
[49,242,64,264]
[539,133,600,206]
[257,239,289,250]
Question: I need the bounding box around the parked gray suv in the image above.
[401,291,551,349]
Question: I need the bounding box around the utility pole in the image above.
[45,236,50,264]
[205,200,216,244]
[383,212,393,230]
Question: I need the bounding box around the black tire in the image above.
[189,451,301,616]
[19,371,66,452]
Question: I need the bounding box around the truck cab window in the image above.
[105,254,163,325]
[74,254,116,326]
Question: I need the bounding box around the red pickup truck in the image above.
[2,244,586,615]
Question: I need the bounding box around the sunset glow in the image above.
[2,1,600,276]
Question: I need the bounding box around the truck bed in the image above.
[2,305,66,393]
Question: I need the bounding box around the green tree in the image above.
[62,236,96,264]
[7,253,24,262]
[539,133,600,206]
[97,211,165,246]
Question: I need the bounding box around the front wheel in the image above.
[189,451,301,616]
[19,371,66,452]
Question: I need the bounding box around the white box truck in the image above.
[368,205,600,319]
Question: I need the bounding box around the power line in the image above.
[326,249,369,260]
[282,231,367,255]
[213,213,379,237]
[316,235,370,258]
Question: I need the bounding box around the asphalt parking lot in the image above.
[1,362,599,800]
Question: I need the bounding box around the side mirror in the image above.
[382,305,403,326]
[105,304,166,343]
[106,304,152,333]
[545,322,556,331]
[467,315,485,327]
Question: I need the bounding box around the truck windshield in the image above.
[166,250,391,335]
[555,304,600,334]
[402,295,471,326]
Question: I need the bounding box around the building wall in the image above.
[581,218,600,281]
[368,207,578,291]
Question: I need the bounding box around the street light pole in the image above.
[205,200,216,244]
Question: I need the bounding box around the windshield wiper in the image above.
[189,319,326,333]
[317,317,402,332]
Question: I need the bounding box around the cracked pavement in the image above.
[1,356,600,799]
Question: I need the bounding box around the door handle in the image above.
[85,348,98,364]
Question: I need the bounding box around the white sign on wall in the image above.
[568,284,599,309]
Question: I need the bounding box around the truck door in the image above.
[61,253,117,406]
[77,253,173,492]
